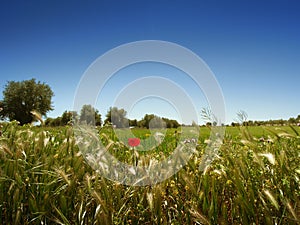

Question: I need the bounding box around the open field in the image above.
[0,122,299,224]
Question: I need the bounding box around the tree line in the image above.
[0,79,180,128]
[44,105,180,128]
[0,79,299,128]
[230,116,300,127]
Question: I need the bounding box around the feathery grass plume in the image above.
[189,208,210,225]
[258,153,276,165]
[201,107,218,125]
[263,189,280,210]
[0,144,13,156]
[31,110,44,125]
[146,192,154,211]
[236,110,248,124]
[55,168,71,186]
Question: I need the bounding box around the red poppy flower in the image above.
[128,138,140,147]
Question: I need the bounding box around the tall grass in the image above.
[0,122,299,224]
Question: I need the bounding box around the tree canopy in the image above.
[104,107,128,128]
[0,79,53,125]
[79,104,102,126]
[45,111,77,126]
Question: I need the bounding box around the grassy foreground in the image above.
[0,122,299,224]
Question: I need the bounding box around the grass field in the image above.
[0,122,299,224]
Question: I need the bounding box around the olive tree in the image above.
[0,79,54,125]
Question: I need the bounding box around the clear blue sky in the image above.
[0,0,299,124]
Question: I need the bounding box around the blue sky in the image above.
[0,0,299,124]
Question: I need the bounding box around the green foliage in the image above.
[241,116,300,126]
[162,117,180,128]
[45,111,78,127]
[80,105,101,126]
[45,116,62,127]
[137,114,154,128]
[104,107,128,128]
[104,107,180,129]
[137,114,180,129]
[61,110,74,125]
[0,79,53,125]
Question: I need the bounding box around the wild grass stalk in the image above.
[0,122,299,224]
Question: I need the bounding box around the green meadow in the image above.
[0,122,299,224]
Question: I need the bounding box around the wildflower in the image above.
[170,180,175,188]
[128,138,140,147]
[226,180,233,185]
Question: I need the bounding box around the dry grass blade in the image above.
[0,144,13,156]
[55,168,71,186]
[52,204,71,225]
[285,199,299,222]
[1,122,299,224]
[263,189,279,210]
[189,208,210,225]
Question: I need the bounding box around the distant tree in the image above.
[162,117,180,128]
[61,111,77,126]
[288,117,296,125]
[247,120,254,126]
[149,115,166,129]
[242,121,248,126]
[278,119,285,126]
[44,111,78,127]
[104,107,127,128]
[45,117,61,126]
[0,79,54,125]
[129,119,138,127]
[44,117,54,126]
[254,121,262,126]
[136,114,180,129]
[137,119,146,128]
[79,104,101,126]
[53,117,62,126]
[206,122,212,127]
[231,122,239,127]
[139,114,155,129]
